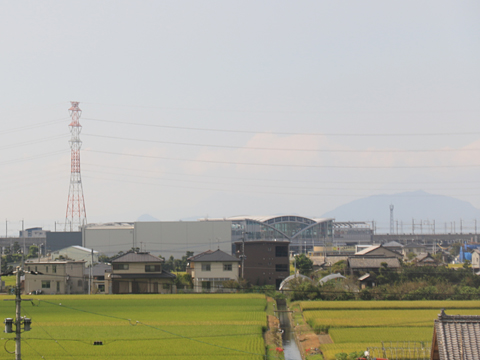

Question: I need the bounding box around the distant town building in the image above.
[234,240,290,289]
[19,227,50,238]
[105,252,175,294]
[24,260,86,294]
[187,249,240,292]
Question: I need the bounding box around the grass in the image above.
[300,300,480,311]
[0,294,268,360]
[298,300,480,360]
[2,275,16,287]
[305,309,480,330]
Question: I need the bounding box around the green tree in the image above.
[294,254,313,275]
[27,245,38,259]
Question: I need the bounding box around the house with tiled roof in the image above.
[411,253,438,267]
[431,309,480,360]
[355,244,403,259]
[348,256,401,275]
[105,252,176,294]
[187,249,240,292]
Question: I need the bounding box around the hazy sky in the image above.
[0,1,479,234]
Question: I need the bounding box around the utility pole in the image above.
[15,267,21,360]
[3,266,33,360]
[89,248,94,294]
[389,205,394,234]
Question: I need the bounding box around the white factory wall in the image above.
[83,228,134,256]
[83,221,232,258]
[134,221,233,258]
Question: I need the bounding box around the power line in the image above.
[82,117,480,137]
[0,118,67,136]
[82,162,480,185]
[80,101,480,114]
[82,133,480,153]
[83,168,480,192]
[85,149,480,169]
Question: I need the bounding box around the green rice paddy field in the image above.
[0,294,268,360]
[299,300,480,360]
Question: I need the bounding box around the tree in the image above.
[12,242,21,254]
[331,260,347,275]
[27,245,38,259]
[294,254,313,275]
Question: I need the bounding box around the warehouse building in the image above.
[82,216,334,258]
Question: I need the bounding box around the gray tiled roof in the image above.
[348,257,401,269]
[433,309,480,360]
[383,241,404,248]
[110,271,176,279]
[189,249,240,262]
[112,252,164,263]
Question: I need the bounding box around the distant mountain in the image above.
[322,190,480,230]
[137,214,160,222]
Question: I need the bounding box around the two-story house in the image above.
[24,260,86,294]
[104,252,176,294]
[187,249,240,292]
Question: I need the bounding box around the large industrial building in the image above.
[82,216,334,258]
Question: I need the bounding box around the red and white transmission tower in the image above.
[65,101,87,231]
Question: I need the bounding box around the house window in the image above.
[35,266,37,272]
[56,281,60,292]
[223,264,232,271]
[275,264,289,272]
[52,265,56,273]
[27,266,30,272]
[163,283,170,290]
[275,246,288,257]
[46,266,48,273]
[113,264,129,270]
[78,280,82,287]
[42,280,50,289]
[201,264,211,271]
[145,265,161,272]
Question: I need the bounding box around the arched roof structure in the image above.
[278,274,313,290]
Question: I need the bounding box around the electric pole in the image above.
[3,266,33,360]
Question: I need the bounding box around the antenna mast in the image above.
[65,101,87,231]
[389,204,394,234]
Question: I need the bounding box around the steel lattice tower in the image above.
[65,101,87,231]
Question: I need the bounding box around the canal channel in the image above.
[276,300,303,360]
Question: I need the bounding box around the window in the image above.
[27,266,30,272]
[42,280,50,289]
[223,264,232,271]
[275,246,288,257]
[46,266,48,273]
[52,265,56,273]
[145,265,161,272]
[56,281,60,292]
[201,264,211,271]
[113,264,129,270]
[78,280,82,287]
[163,283,170,290]
[275,264,289,272]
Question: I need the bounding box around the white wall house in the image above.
[24,260,86,294]
[52,246,99,267]
[187,249,240,292]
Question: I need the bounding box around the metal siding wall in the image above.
[84,228,134,255]
[135,221,232,258]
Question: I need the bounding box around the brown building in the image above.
[234,240,290,289]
